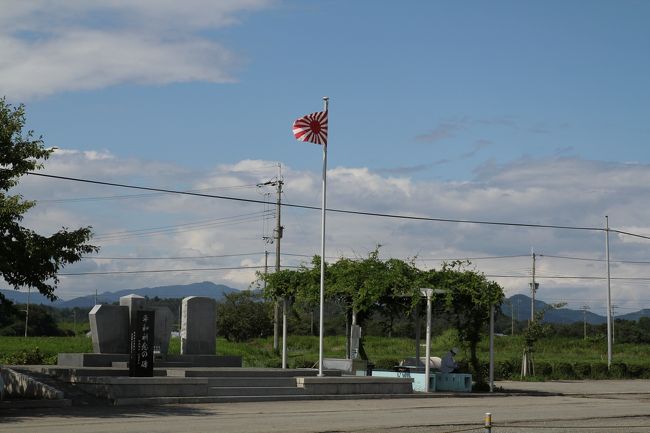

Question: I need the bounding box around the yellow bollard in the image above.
[484,412,492,433]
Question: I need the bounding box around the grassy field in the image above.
[2,333,649,379]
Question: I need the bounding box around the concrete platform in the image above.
[297,376,414,395]
[4,365,415,406]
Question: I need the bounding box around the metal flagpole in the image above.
[605,215,612,368]
[318,96,329,377]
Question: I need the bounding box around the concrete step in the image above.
[208,386,305,396]
[166,368,339,378]
[113,393,428,406]
[207,377,298,387]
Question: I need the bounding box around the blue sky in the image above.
[2,1,650,314]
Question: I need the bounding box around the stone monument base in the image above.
[57,353,242,368]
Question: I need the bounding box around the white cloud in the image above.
[0,0,273,100]
[8,152,650,315]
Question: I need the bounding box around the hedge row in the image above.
[492,359,650,380]
[373,358,650,380]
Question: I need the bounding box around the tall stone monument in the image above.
[89,304,130,353]
[181,296,216,355]
[153,306,174,358]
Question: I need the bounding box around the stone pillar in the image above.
[89,305,130,353]
[120,294,146,328]
[181,296,216,355]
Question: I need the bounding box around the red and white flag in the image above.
[292,111,328,145]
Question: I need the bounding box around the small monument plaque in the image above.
[129,310,155,377]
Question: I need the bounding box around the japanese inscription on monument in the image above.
[129,310,155,377]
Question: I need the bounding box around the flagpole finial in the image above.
[323,96,329,101]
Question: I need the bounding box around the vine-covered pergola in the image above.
[260,250,504,387]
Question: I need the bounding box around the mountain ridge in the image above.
[0,281,240,308]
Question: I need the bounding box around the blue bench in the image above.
[434,373,472,392]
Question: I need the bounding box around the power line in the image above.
[417,254,530,261]
[540,253,650,265]
[27,172,614,234]
[36,184,260,203]
[487,274,650,281]
[59,264,301,276]
[610,228,650,241]
[84,252,263,260]
[94,211,271,241]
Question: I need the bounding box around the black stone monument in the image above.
[129,309,155,377]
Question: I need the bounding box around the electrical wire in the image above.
[84,252,264,260]
[26,172,614,234]
[59,264,302,276]
[540,253,650,265]
[36,183,260,203]
[93,211,271,241]
[417,254,530,261]
[486,274,650,281]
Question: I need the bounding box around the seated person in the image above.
[440,347,459,373]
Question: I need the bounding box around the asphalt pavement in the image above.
[2,380,650,433]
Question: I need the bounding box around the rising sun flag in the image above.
[292,110,328,145]
[292,98,329,377]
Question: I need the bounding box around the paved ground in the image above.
[2,380,650,432]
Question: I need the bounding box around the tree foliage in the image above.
[0,98,98,304]
[216,291,273,342]
[418,260,504,385]
[260,251,505,385]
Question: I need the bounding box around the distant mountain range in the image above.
[0,281,239,308]
[3,284,650,324]
[502,294,650,324]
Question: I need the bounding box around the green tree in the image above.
[521,302,566,377]
[0,98,98,306]
[0,297,21,335]
[216,291,273,342]
[419,261,504,386]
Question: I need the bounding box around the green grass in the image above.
[0,336,93,364]
[4,334,650,380]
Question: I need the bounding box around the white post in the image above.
[605,215,612,368]
[282,297,288,369]
[422,288,433,392]
[489,304,495,392]
[317,96,329,377]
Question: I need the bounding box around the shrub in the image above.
[627,364,645,378]
[3,347,46,365]
[535,361,553,377]
[372,358,400,371]
[609,362,627,379]
[591,362,609,379]
[289,357,316,369]
[573,362,591,379]
[553,362,575,379]
[496,359,519,379]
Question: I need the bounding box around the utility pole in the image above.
[530,249,538,322]
[258,170,284,361]
[581,305,590,340]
